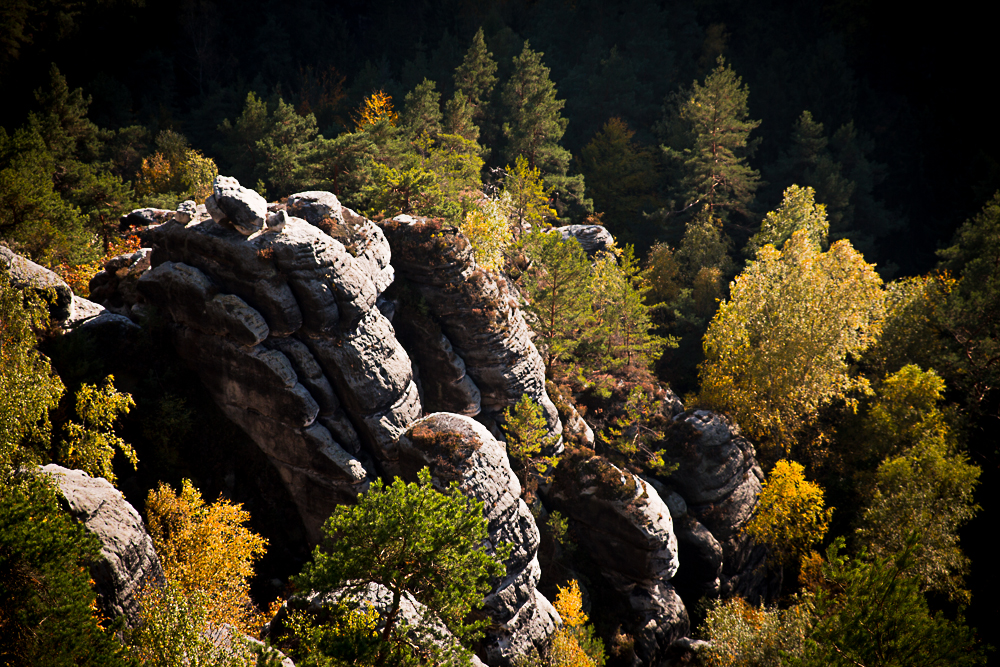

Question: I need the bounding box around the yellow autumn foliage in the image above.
[354,90,398,130]
[145,479,268,635]
[745,459,832,566]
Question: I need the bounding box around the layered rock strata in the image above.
[136,185,421,540]
[658,410,771,600]
[395,413,559,665]
[378,216,561,446]
[40,464,164,628]
[547,454,687,664]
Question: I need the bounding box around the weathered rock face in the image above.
[206,175,268,235]
[379,216,561,446]
[88,248,152,318]
[552,224,615,257]
[40,464,164,628]
[136,184,421,541]
[658,410,771,601]
[395,414,559,665]
[1,245,74,323]
[547,454,687,663]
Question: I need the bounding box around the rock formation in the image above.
[134,178,423,541]
[546,454,687,665]
[378,215,561,447]
[657,409,771,602]
[395,413,559,664]
[552,224,616,257]
[40,464,164,628]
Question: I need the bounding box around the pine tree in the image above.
[452,28,497,128]
[501,42,571,177]
[664,56,760,223]
[402,79,443,140]
[520,230,594,370]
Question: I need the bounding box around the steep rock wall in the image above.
[136,181,421,541]
[378,215,561,446]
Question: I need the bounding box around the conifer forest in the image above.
[2,1,998,666]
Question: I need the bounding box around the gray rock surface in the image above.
[379,216,561,447]
[88,248,153,318]
[658,409,771,601]
[552,224,616,257]
[206,176,268,235]
[1,245,74,323]
[547,455,687,664]
[136,194,420,541]
[395,414,559,665]
[39,464,164,628]
[119,207,174,231]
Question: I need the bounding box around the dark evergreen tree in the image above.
[401,79,443,140]
[662,56,761,226]
[578,117,658,241]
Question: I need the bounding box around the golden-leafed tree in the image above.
[699,230,884,454]
[145,479,268,635]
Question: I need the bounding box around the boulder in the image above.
[205,175,268,236]
[1,245,74,323]
[119,207,174,232]
[552,224,615,257]
[39,464,164,628]
[88,248,153,318]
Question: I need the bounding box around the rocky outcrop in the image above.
[135,183,422,541]
[40,464,164,628]
[395,414,559,665]
[552,224,615,257]
[657,410,771,601]
[205,175,268,235]
[547,454,687,664]
[1,245,74,323]
[88,248,152,318]
[379,216,561,446]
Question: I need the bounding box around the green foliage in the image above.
[502,394,560,480]
[0,269,65,473]
[745,459,833,566]
[452,28,497,129]
[589,246,670,371]
[800,536,986,667]
[501,42,570,177]
[286,601,381,667]
[58,375,137,486]
[137,130,218,205]
[663,56,761,222]
[936,190,1000,413]
[519,230,594,369]
[578,117,658,238]
[459,191,513,273]
[747,184,829,257]
[293,468,507,665]
[216,92,320,197]
[401,79,443,140]
[503,155,556,238]
[127,580,267,667]
[853,365,980,601]
[0,474,132,667]
[599,385,671,473]
[698,597,811,667]
[699,231,884,454]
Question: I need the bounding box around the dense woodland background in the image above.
[2,0,999,664]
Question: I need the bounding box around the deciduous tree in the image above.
[145,479,268,635]
[699,231,884,454]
